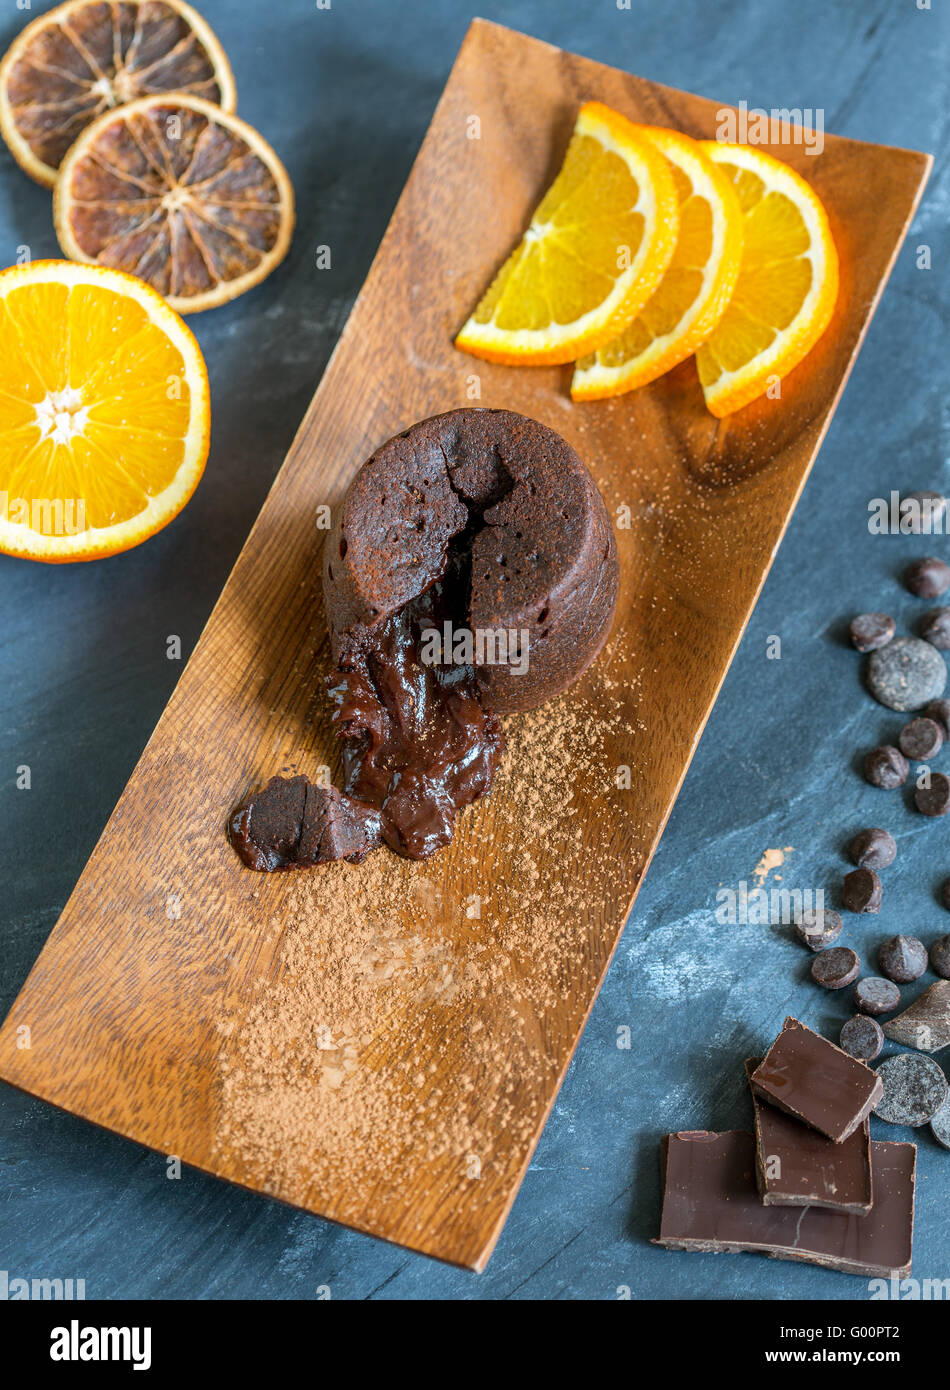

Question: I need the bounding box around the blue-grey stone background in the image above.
[1,0,948,1300]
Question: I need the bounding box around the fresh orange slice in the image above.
[571,127,743,401]
[0,259,210,562]
[694,143,839,418]
[455,101,679,366]
[0,0,235,188]
[53,93,294,312]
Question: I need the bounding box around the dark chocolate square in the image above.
[746,1058,872,1214]
[750,1016,883,1143]
[654,1130,915,1279]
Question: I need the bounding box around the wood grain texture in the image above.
[0,19,931,1270]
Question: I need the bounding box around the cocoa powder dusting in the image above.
[215,683,628,1211]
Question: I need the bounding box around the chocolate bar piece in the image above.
[655,1130,915,1279]
[750,1017,884,1143]
[745,1059,872,1214]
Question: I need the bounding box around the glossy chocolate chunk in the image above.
[229,774,383,870]
[750,1017,884,1143]
[745,1060,872,1214]
[654,1130,915,1279]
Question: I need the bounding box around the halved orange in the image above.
[694,143,839,418]
[0,0,235,188]
[0,259,210,562]
[53,93,294,312]
[571,127,743,400]
[455,101,679,366]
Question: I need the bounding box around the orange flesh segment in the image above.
[0,278,190,532]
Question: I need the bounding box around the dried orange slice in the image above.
[53,93,294,312]
[0,0,235,188]
[455,101,679,366]
[0,259,210,562]
[694,143,839,418]
[571,127,743,401]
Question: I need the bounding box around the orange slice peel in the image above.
[571,126,744,400]
[694,142,839,418]
[455,100,680,366]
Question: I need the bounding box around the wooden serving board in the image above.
[0,20,931,1270]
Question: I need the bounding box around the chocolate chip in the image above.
[811,947,861,990]
[849,612,894,652]
[905,556,950,598]
[853,976,901,1015]
[924,699,950,739]
[882,981,950,1052]
[848,827,897,869]
[902,491,948,532]
[878,934,929,983]
[841,868,882,914]
[794,907,843,952]
[874,1053,949,1126]
[942,880,950,912]
[920,607,950,649]
[867,637,947,711]
[863,746,909,789]
[915,771,950,816]
[932,1093,950,1150]
[931,934,950,978]
[898,716,944,761]
[840,1014,884,1061]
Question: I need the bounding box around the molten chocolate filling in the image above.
[229,539,504,870]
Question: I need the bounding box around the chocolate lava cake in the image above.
[230,408,618,871]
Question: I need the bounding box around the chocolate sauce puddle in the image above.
[229,536,504,871]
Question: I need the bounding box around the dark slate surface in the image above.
[1,0,948,1301]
